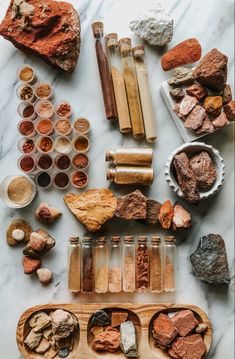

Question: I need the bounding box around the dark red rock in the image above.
[115,190,147,220]
[190,151,217,190]
[171,334,207,359]
[184,105,206,130]
[153,313,178,348]
[196,116,214,135]
[23,256,41,274]
[222,84,232,105]
[0,0,81,72]
[212,112,228,129]
[172,202,191,231]
[186,84,207,100]
[168,348,180,358]
[193,48,228,92]
[171,310,198,337]
[224,100,235,121]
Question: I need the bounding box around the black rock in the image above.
[58,348,69,358]
[91,310,111,327]
[190,234,230,285]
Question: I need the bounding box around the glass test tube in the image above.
[163,236,177,292]
[68,237,81,292]
[123,236,135,292]
[149,236,163,293]
[95,236,109,293]
[136,236,149,292]
[109,236,122,293]
[81,236,94,293]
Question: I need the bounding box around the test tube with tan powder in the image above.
[91,22,118,121]
[119,38,145,139]
[133,46,157,143]
[105,33,132,134]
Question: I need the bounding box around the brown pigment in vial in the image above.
[136,244,149,290]
[82,247,94,292]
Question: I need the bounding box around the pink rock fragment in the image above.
[180,96,198,116]
[184,105,206,130]
[212,112,228,128]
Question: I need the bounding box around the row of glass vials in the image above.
[68,235,177,294]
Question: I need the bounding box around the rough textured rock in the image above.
[23,256,41,274]
[203,96,223,117]
[171,310,198,337]
[153,313,178,348]
[173,152,200,203]
[35,337,50,354]
[24,330,42,350]
[196,116,214,135]
[161,38,202,71]
[111,312,128,327]
[222,84,232,105]
[36,202,62,223]
[224,100,235,121]
[186,84,207,100]
[23,228,55,257]
[168,67,194,87]
[170,88,185,101]
[190,151,217,190]
[193,48,228,92]
[29,311,51,332]
[171,334,207,359]
[115,190,147,220]
[6,219,32,246]
[190,234,230,285]
[91,310,111,327]
[140,199,162,225]
[0,0,81,72]
[129,6,173,46]
[120,321,138,357]
[92,326,120,352]
[180,96,198,116]
[51,309,78,341]
[172,202,191,231]
[64,189,117,232]
[158,200,174,229]
[184,105,206,130]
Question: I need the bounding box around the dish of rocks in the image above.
[16,303,212,358]
[165,142,225,202]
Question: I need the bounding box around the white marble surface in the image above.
[0,0,234,357]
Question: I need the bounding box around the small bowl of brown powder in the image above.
[55,100,72,118]
[17,120,36,138]
[36,118,54,136]
[54,118,72,136]
[18,155,36,173]
[72,135,90,153]
[72,153,89,170]
[17,102,36,121]
[73,118,91,135]
[17,65,36,84]
[35,82,53,100]
[17,84,35,102]
[35,100,54,118]
[53,172,70,190]
[71,171,88,189]
[18,138,36,155]
[36,136,54,154]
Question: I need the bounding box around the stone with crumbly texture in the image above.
[171,310,198,337]
[23,228,55,257]
[196,116,214,135]
[172,202,191,231]
[24,330,42,350]
[180,96,198,116]
[140,199,162,225]
[186,84,207,100]
[115,190,147,220]
[184,105,206,130]
[222,85,232,105]
[36,202,62,224]
[212,112,228,129]
[0,0,80,72]
[203,96,223,117]
[171,334,207,359]
[193,48,228,92]
[92,326,120,352]
[29,311,51,332]
[224,100,235,121]
[159,200,174,229]
[51,309,77,342]
[35,337,51,354]
[190,151,217,190]
[170,88,185,101]
[23,256,41,274]
[153,314,178,348]
[64,189,117,232]
[168,67,194,87]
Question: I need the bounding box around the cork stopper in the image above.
[124,235,134,243]
[138,235,148,242]
[106,168,115,181]
[119,38,132,54]
[132,45,145,58]
[91,21,104,38]
[83,236,92,243]
[111,236,121,243]
[97,236,107,243]
[165,236,176,243]
[105,150,115,162]
[151,236,161,243]
[105,33,118,48]
[69,237,79,244]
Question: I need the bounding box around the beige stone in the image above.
[24,330,42,350]
[29,311,51,333]
[35,337,51,354]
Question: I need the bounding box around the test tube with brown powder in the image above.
[68,237,81,292]
[81,236,94,293]
[91,22,118,121]
[119,38,145,139]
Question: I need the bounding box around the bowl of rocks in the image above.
[165,142,225,203]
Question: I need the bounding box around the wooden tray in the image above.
[16,303,212,359]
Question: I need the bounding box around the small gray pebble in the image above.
[58,348,70,358]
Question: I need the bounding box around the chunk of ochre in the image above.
[171,309,198,337]
[111,312,128,327]
[153,313,178,348]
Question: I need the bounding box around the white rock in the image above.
[37,268,53,284]
[12,229,25,241]
[129,6,173,46]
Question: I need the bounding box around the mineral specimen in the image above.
[91,326,104,337]
[35,338,51,354]
[190,151,217,190]
[190,234,230,285]
[64,189,117,232]
[58,348,69,358]
[173,152,200,203]
[92,326,120,352]
[6,219,32,246]
[193,48,228,92]
[24,330,42,350]
[0,0,81,72]
[186,84,208,100]
[168,67,194,87]
[195,323,208,334]
[171,334,207,359]
[23,228,55,257]
[51,310,78,341]
[170,88,185,101]
[172,202,191,231]
[144,199,162,225]
[29,311,51,332]
[222,84,232,105]
[115,190,147,220]
[37,268,53,284]
[111,312,128,327]
[161,38,202,71]
[179,96,198,116]
[153,313,178,348]
[224,100,235,121]
[28,232,47,252]
[184,105,206,130]
[23,256,41,274]
[36,203,62,224]
[120,321,138,357]
[203,96,223,117]
[171,310,198,337]
[129,6,173,46]
[158,200,174,229]
[91,310,111,327]
[196,116,214,135]
[44,347,58,359]
[173,103,186,120]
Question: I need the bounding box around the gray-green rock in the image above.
[120,321,138,358]
[91,310,111,327]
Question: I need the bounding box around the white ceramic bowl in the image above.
[165,142,225,201]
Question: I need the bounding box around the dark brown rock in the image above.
[115,190,147,220]
[171,310,198,337]
[180,96,198,116]
[171,334,207,359]
[172,202,191,231]
[196,116,214,135]
[224,100,235,121]
[173,152,200,203]
[144,199,162,224]
[190,151,217,190]
[184,105,206,130]
[203,96,223,117]
[212,112,228,129]
[153,314,178,348]
[186,84,207,100]
[170,88,185,101]
[0,0,81,72]
[190,234,230,285]
[222,84,232,105]
[168,67,194,86]
[193,48,228,92]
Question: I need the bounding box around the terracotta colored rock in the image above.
[139,199,162,225]
[36,202,62,223]
[222,84,232,105]
[196,116,214,135]
[170,88,185,101]
[64,189,117,232]
[173,152,200,203]
[115,190,147,220]
[184,105,206,130]
[193,48,228,92]
[190,151,217,190]
[168,67,194,87]
[168,348,180,358]
[171,334,207,359]
[224,100,235,121]
[111,312,128,327]
[0,0,81,72]
[203,96,223,117]
[172,202,191,231]
[159,200,174,229]
[153,313,178,348]
[92,326,120,352]
[212,112,228,129]
[186,84,207,100]
[23,256,41,274]
[171,310,198,337]
[180,96,198,116]
[161,38,202,71]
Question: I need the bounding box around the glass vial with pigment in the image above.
[106,148,153,167]
[107,166,153,186]
[95,237,109,293]
[68,237,81,292]
[91,22,118,121]
[136,236,149,292]
[118,38,145,140]
[149,236,163,293]
[132,46,157,143]
[109,236,122,293]
[105,33,132,134]
[163,236,177,292]
[122,236,135,293]
[81,236,94,293]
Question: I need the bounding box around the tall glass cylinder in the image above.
[122,236,135,293]
[136,236,149,292]
[163,236,177,292]
[81,236,94,293]
[109,236,122,293]
[68,237,81,292]
[149,236,163,293]
[95,236,109,293]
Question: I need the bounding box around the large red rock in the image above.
[0,0,81,72]
[92,326,120,352]
[153,313,178,348]
[171,334,207,359]
[171,310,198,337]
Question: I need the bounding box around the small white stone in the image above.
[12,229,25,241]
[129,6,173,46]
[37,268,52,284]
